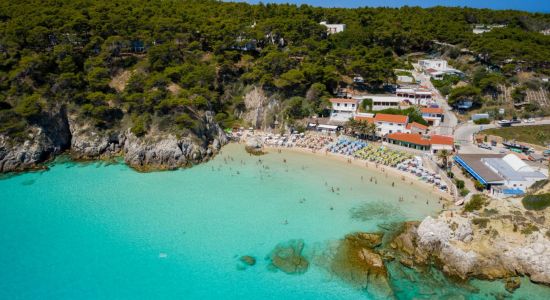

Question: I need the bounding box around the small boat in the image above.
[455,199,464,206]
[159,252,168,259]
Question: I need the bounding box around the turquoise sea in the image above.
[1,143,549,299]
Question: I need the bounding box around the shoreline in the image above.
[261,144,453,201]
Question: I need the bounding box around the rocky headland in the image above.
[0,108,227,173]
[388,197,550,288]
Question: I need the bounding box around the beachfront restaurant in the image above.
[454,153,547,197]
[386,133,454,154]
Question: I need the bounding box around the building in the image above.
[374,114,409,136]
[421,107,444,126]
[387,133,453,154]
[353,113,374,123]
[454,154,547,197]
[419,59,448,71]
[396,87,433,106]
[320,21,346,34]
[473,24,506,34]
[358,95,403,111]
[405,122,429,134]
[418,59,463,80]
[329,98,359,121]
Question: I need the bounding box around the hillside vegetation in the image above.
[0,0,549,138]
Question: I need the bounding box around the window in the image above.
[344,103,348,107]
[390,123,393,125]
[351,104,355,107]
[337,103,340,106]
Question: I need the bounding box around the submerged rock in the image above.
[504,277,521,293]
[240,255,256,266]
[321,232,394,298]
[268,239,309,274]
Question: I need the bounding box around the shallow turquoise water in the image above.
[1,144,549,299]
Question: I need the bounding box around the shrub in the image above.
[474,118,490,125]
[459,188,470,197]
[522,194,550,211]
[474,181,485,191]
[454,179,465,189]
[464,194,487,212]
[521,224,539,235]
[472,217,489,228]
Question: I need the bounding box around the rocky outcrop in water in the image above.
[389,200,550,286]
[1,109,227,173]
[325,232,394,298]
[268,239,309,274]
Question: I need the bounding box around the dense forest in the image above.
[0,0,549,138]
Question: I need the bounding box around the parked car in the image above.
[543,149,550,157]
[497,120,512,127]
[478,143,492,150]
[522,118,535,123]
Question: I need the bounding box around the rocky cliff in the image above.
[240,86,281,129]
[389,199,550,286]
[0,109,227,173]
[0,107,71,172]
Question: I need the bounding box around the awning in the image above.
[317,124,338,130]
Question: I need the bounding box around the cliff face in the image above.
[0,107,71,172]
[390,200,550,286]
[0,109,227,173]
[240,86,281,129]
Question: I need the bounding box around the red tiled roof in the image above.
[374,113,408,124]
[354,116,374,123]
[430,134,454,145]
[330,98,358,104]
[421,107,444,114]
[406,122,428,130]
[426,68,437,73]
[387,133,453,146]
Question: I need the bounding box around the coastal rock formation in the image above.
[328,232,394,298]
[240,86,281,129]
[505,277,521,293]
[1,109,227,173]
[68,114,122,159]
[0,107,71,172]
[268,239,309,274]
[389,200,550,286]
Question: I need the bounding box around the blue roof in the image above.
[502,189,524,195]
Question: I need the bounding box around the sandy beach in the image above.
[261,144,453,201]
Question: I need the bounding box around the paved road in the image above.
[411,65,458,136]
[454,119,550,154]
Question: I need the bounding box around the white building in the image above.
[418,59,448,71]
[320,21,346,34]
[473,24,506,34]
[421,107,444,126]
[329,98,359,121]
[374,114,409,136]
[455,153,548,198]
[396,88,433,106]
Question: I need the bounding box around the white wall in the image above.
[376,122,406,136]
